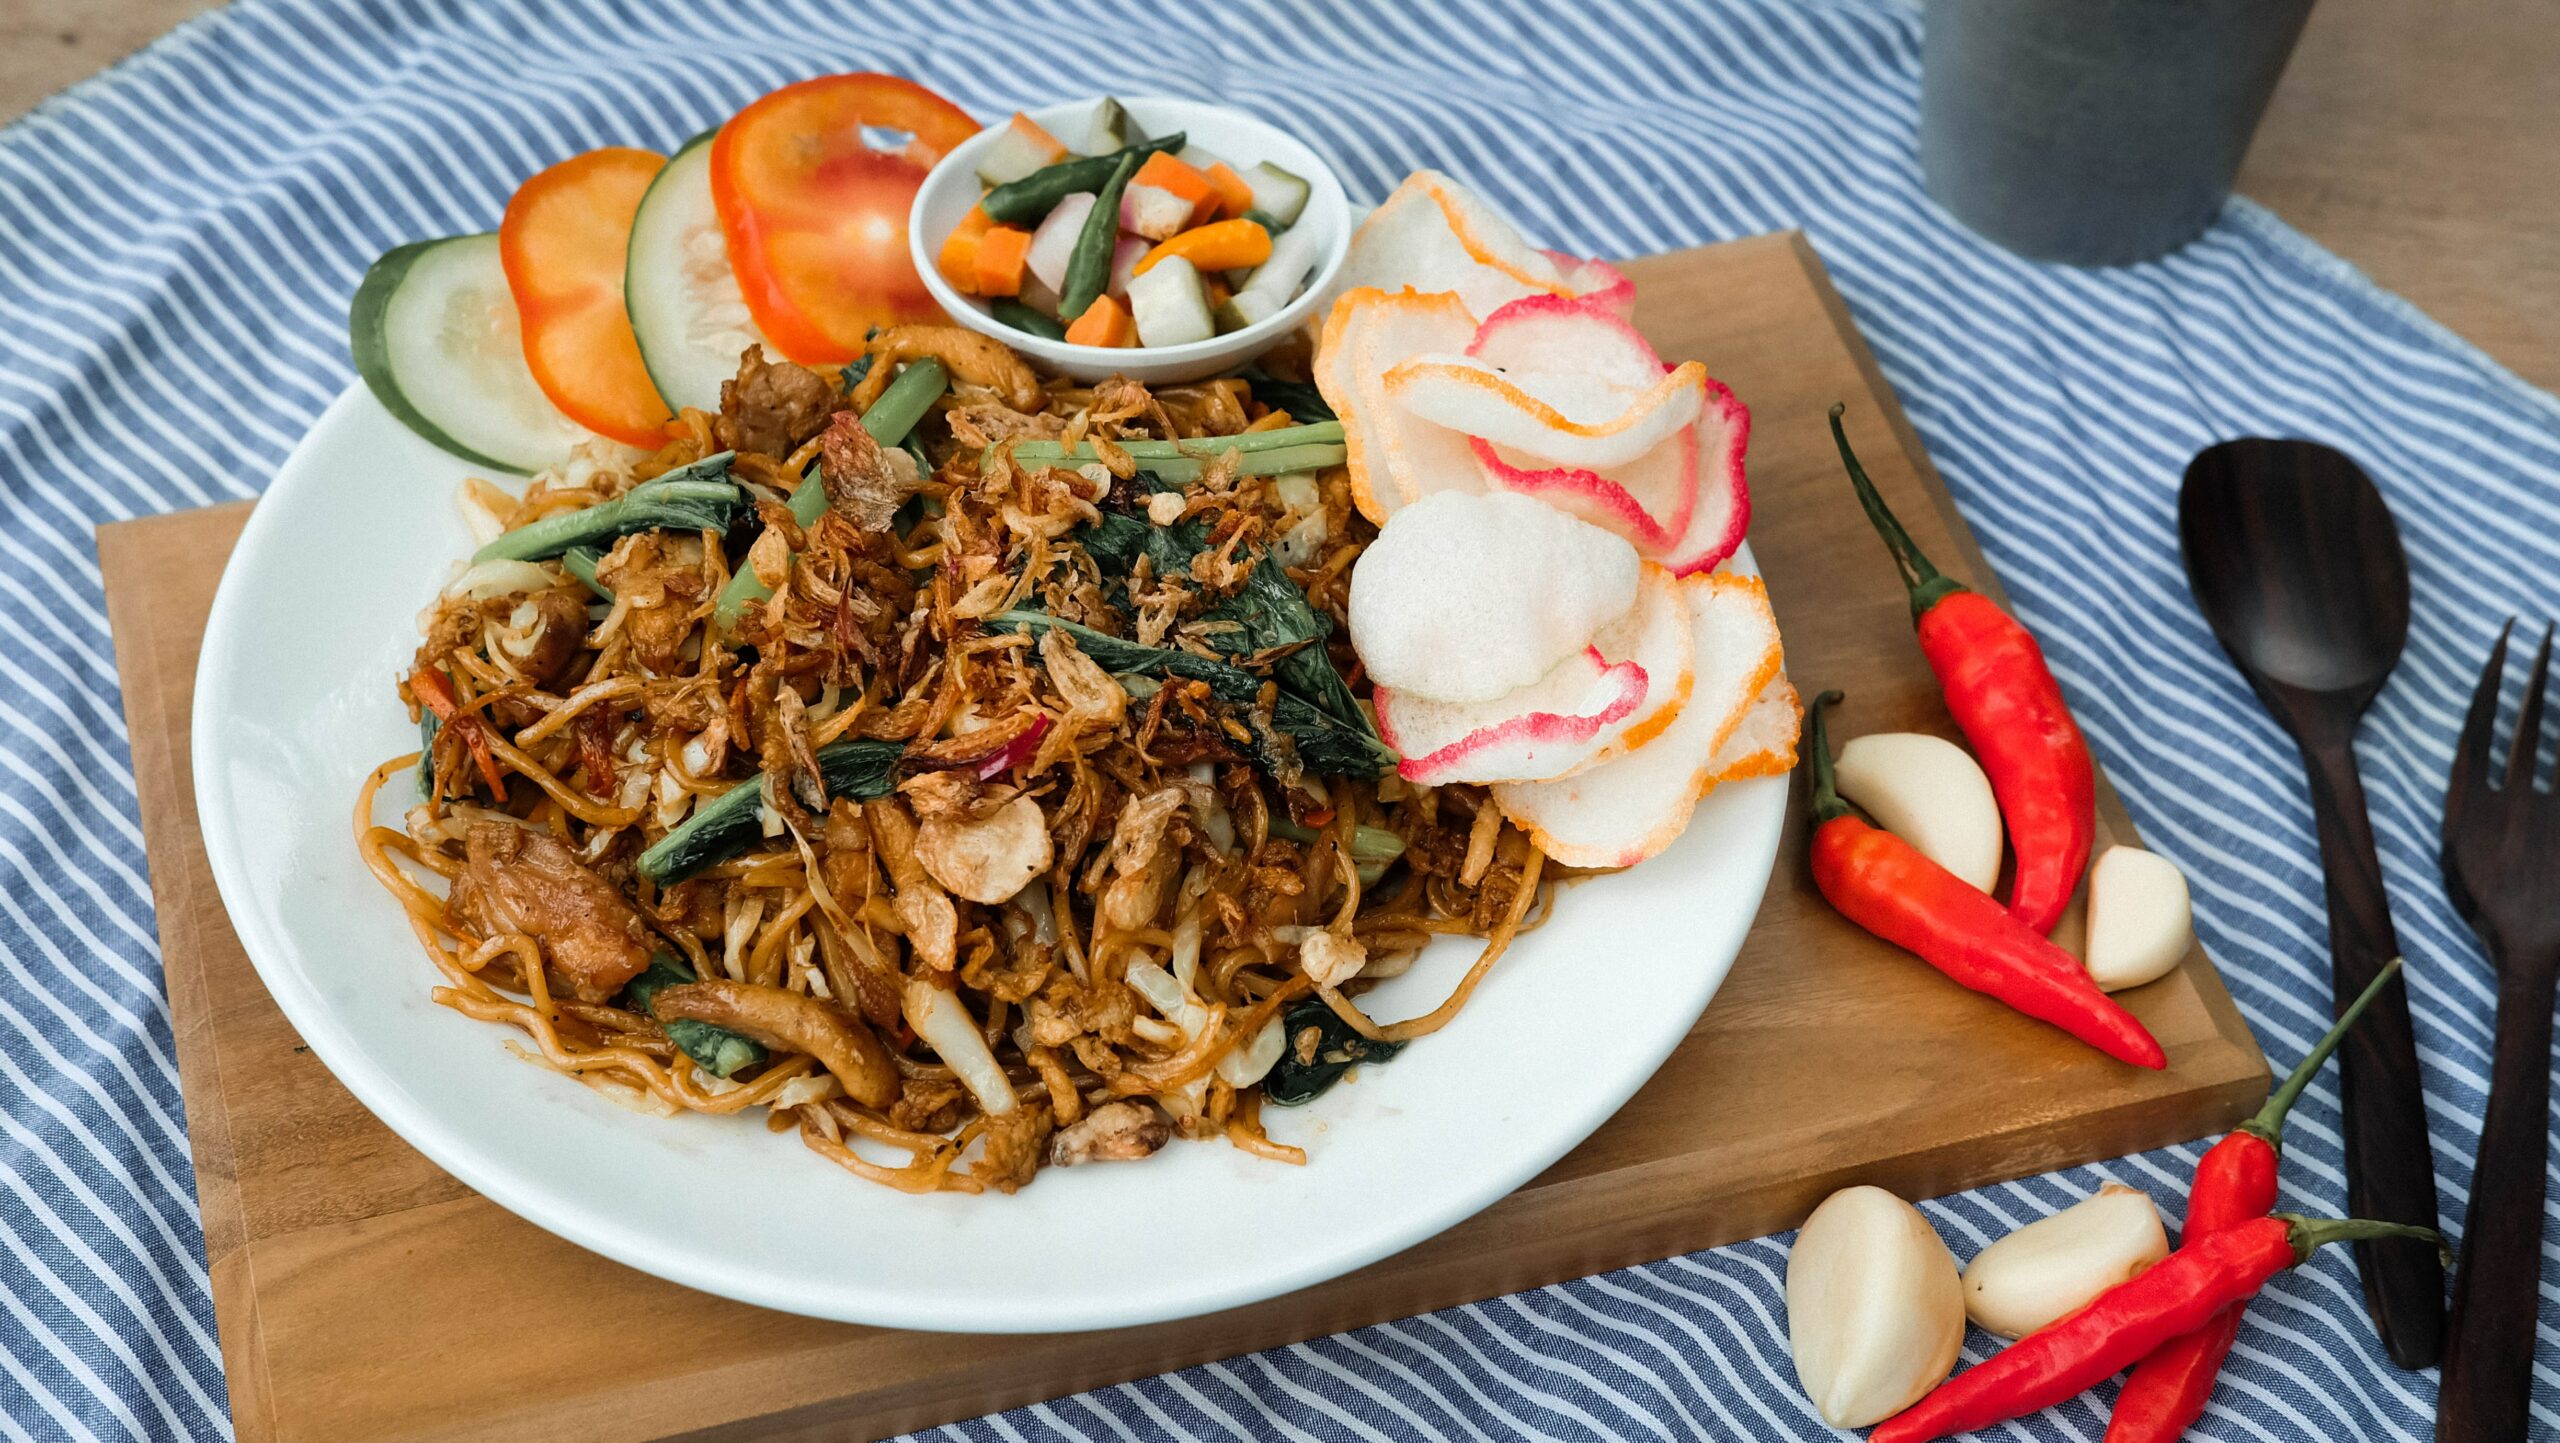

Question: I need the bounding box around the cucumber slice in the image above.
[977,113,1068,187]
[1239,162,1310,227]
[350,233,588,475]
[1213,290,1282,334]
[1127,256,1215,348]
[625,131,771,416]
[1084,97,1146,154]
[1238,224,1324,304]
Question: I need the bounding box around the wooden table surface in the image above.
[8,0,2555,390]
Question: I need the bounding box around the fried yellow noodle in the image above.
[360,336,1555,1194]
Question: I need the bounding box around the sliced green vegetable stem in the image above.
[1267,817,1405,865]
[714,359,949,630]
[561,546,611,599]
[1012,421,1342,461]
[1006,437,1345,485]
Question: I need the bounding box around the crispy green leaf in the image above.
[618,955,767,1078]
[636,738,905,884]
[1264,997,1404,1107]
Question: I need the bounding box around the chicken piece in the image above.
[863,799,959,972]
[818,410,920,532]
[971,1100,1055,1194]
[717,346,841,460]
[887,1077,967,1134]
[502,586,591,687]
[448,822,654,1002]
[848,324,1043,414]
[594,533,708,674]
[1047,1101,1171,1167]
[943,401,1066,447]
[651,979,897,1108]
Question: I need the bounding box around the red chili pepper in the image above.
[1830,406,2094,935]
[1806,693,2163,1068]
[410,666,508,801]
[1873,1214,2443,1443]
[2104,957,2405,1441]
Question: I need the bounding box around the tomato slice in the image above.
[710,74,979,365]
[500,147,673,446]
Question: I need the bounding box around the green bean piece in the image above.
[990,298,1067,342]
[712,358,949,630]
[1061,151,1139,323]
[979,133,1185,226]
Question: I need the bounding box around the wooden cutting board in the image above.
[102,233,2267,1443]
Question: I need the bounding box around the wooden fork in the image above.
[2437,620,2560,1442]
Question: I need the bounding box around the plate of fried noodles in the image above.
[193,326,1788,1331]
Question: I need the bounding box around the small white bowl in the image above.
[910,96,1350,385]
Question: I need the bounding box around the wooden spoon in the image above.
[2179,437,2445,1369]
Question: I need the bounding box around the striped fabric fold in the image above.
[0,0,2548,1438]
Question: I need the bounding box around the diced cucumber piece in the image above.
[1120,183,1194,241]
[976,114,1068,187]
[1126,256,1215,348]
[625,132,772,416]
[1177,144,1229,171]
[1084,97,1146,154]
[1238,224,1324,303]
[1213,290,1283,334]
[1239,162,1310,227]
[1214,225,1324,333]
[350,233,588,475]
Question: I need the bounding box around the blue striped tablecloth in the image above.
[3,1,2552,1438]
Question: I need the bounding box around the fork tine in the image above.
[2451,619,2514,800]
[2506,624,2555,790]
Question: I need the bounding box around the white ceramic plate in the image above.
[193,388,1788,1332]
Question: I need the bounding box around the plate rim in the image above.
[190,383,1787,1332]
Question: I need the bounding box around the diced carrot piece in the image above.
[937,205,994,292]
[1064,294,1134,347]
[1204,275,1232,308]
[1202,161,1254,218]
[1132,152,1218,226]
[974,225,1034,297]
[1132,218,1273,278]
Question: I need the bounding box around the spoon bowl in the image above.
[2181,438,2411,704]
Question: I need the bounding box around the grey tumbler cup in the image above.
[1919,0,2313,266]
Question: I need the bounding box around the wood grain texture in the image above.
[2233,0,2560,393]
[2434,625,2560,1442]
[104,234,2268,1443]
[2178,440,2446,1367]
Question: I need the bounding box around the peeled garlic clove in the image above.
[1787,1185,1965,1428]
[2083,845,2193,992]
[1961,1183,2168,1339]
[1832,732,2004,892]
